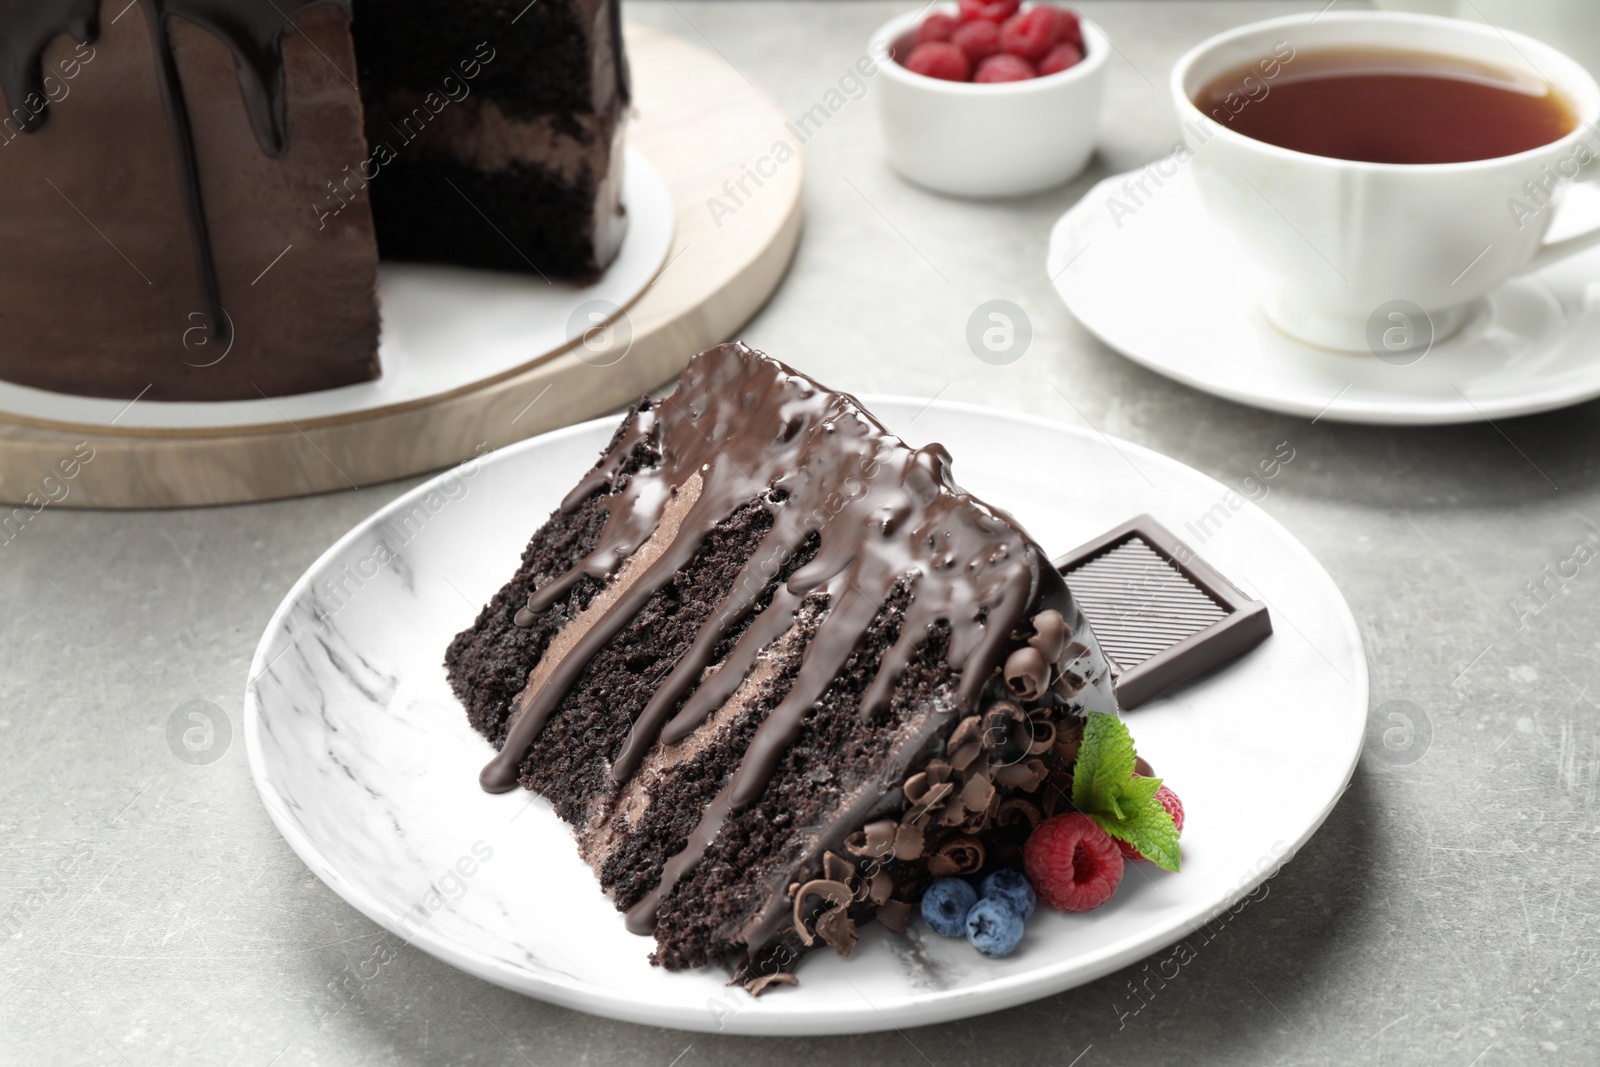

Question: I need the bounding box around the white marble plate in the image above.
[0,147,673,431]
[1047,160,1600,425]
[244,398,1367,1035]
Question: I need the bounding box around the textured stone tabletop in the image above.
[5,2,1600,1064]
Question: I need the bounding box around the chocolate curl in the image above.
[1004,646,1051,701]
[791,879,853,947]
[815,906,859,956]
[995,757,1049,792]
[1027,609,1071,664]
[926,836,985,877]
[1026,718,1056,756]
[746,972,800,995]
[823,851,855,885]
[846,819,898,858]
[995,797,1043,834]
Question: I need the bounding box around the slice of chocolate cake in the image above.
[445,343,1123,988]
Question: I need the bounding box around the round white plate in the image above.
[0,147,673,431]
[244,397,1367,1035]
[1047,159,1600,425]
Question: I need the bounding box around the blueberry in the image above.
[966,896,1026,958]
[979,868,1037,921]
[920,877,978,937]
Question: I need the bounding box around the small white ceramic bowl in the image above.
[870,3,1109,198]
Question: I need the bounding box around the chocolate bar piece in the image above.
[1056,515,1271,709]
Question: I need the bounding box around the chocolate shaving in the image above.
[746,972,800,995]
[847,819,898,858]
[823,851,855,885]
[1026,719,1056,756]
[926,836,985,877]
[1003,646,1050,701]
[906,781,954,824]
[949,740,983,772]
[876,899,912,933]
[960,773,996,813]
[869,870,894,905]
[791,879,853,947]
[814,906,859,956]
[1028,609,1071,663]
[939,793,967,827]
[948,714,983,750]
[892,820,925,861]
[996,797,1042,832]
[995,758,1049,792]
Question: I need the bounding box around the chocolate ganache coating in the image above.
[0,0,352,347]
[477,344,1112,941]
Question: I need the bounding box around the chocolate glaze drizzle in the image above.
[0,0,352,347]
[479,344,1059,936]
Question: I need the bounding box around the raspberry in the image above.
[1037,41,1083,76]
[904,42,972,82]
[959,0,1021,23]
[914,12,959,45]
[1024,813,1124,912]
[1117,784,1186,861]
[951,20,1003,63]
[1049,7,1084,50]
[974,53,1035,83]
[1000,7,1056,62]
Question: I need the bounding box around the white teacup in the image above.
[1171,12,1600,353]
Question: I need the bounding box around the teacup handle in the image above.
[1519,193,1600,275]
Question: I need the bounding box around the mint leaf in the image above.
[1071,711,1136,813]
[1091,807,1181,873]
[1069,712,1182,873]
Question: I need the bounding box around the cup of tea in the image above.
[1171,12,1600,353]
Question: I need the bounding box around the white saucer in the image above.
[244,397,1367,1035]
[1047,160,1600,425]
[0,148,674,431]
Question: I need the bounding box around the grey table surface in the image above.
[6,1,1600,1064]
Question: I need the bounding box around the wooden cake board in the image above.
[0,25,802,510]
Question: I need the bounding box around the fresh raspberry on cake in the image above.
[952,20,1003,63]
[914,12,960,44]
[974,53,1036,83]
[1117,785,1185,861]
[959,0,1021,23]
[1037,42,1083,76]
[1000,7,1057,62]
[1024,813,1124,911]
[905,41,973,81]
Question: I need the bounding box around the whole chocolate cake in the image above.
[0,0,628,402]
[445,343,1122,989]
